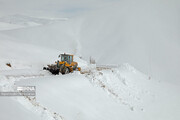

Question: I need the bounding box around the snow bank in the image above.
[0,97,41,120]
[15,64,180,120]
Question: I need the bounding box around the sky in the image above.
[0,0,117,17]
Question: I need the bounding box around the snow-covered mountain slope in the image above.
[0,98,41,120]
[0,14,68,27]
[0,35,58,70]
[0,0,180,120]
[15,65,180,120]
[0,29,85,120]
[0,29,180,120]
[0,35,179,120]
[0,16,80,55]
[1,0,179,84]
[0,21,24,31]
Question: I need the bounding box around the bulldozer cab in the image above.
[60,54,73,64]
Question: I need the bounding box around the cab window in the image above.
[69,56,72,63]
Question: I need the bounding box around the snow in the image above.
[0,97,41,120]
[0,0,180,120]
[0,21,24,30]
[0,14,68,27]
[12,65,180,120]
[77,1,180,84]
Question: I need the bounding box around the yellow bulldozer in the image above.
[43,53,81,75]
